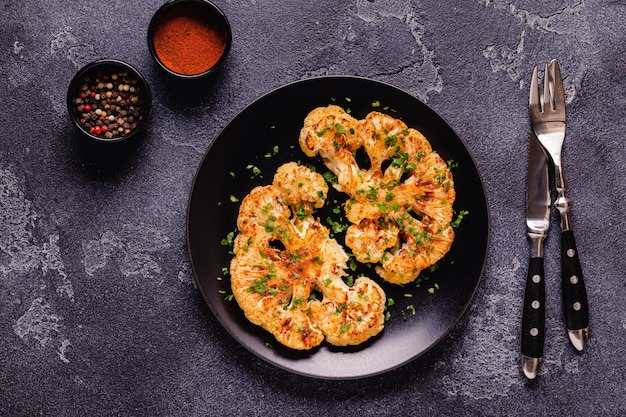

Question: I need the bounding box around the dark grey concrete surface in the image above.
[1,0,625,415]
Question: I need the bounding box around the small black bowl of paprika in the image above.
[67,59,151,143]
[147,0,232,79]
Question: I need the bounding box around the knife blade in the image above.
[521,130,551,379]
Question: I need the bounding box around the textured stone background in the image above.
[1,0,625,415]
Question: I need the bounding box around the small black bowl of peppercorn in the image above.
[67,59,151,142]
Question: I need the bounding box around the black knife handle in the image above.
[521,257,545,359]
[561,230,589,330]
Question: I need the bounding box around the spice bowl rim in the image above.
[67,59,152,143]
[147,0,232,79]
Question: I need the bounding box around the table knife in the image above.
[521,130,550,379]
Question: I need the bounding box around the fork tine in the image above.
[543,62,552,112]
[550,60,566,118]
[529,65,541,115]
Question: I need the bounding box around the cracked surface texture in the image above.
[1,0,625,415]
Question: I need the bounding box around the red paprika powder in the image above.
[151,1,228,76]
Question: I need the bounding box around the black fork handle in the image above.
[561,230,589,334]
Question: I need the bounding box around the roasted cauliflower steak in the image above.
[230,162,386,350]
[299,105,456,285]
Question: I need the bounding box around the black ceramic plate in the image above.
[187,76,489,380]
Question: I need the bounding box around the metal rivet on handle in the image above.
[532,300,540,309]
[573,302,581,311]
[567,249,576,257]
[570,275,578,284]
[530,328,539,336]
[532,274,541,283]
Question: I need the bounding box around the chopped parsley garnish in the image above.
[450,210,469,228]
[428,283,440,295]
[247,278,267,294]
[323,171,338,185]
[348,257,357,271]
[434,167,447,185]
[365,186,378,201]
[335,303,348,313]
[296,206,308,220]
[246,164,262,177]
[291,297,306,309]
[220,231,235,246]
[326,216,348,234]
[263,220,275,233]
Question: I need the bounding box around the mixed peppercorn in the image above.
[72,69,145,139]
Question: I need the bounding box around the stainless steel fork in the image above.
[529,60,590,352]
